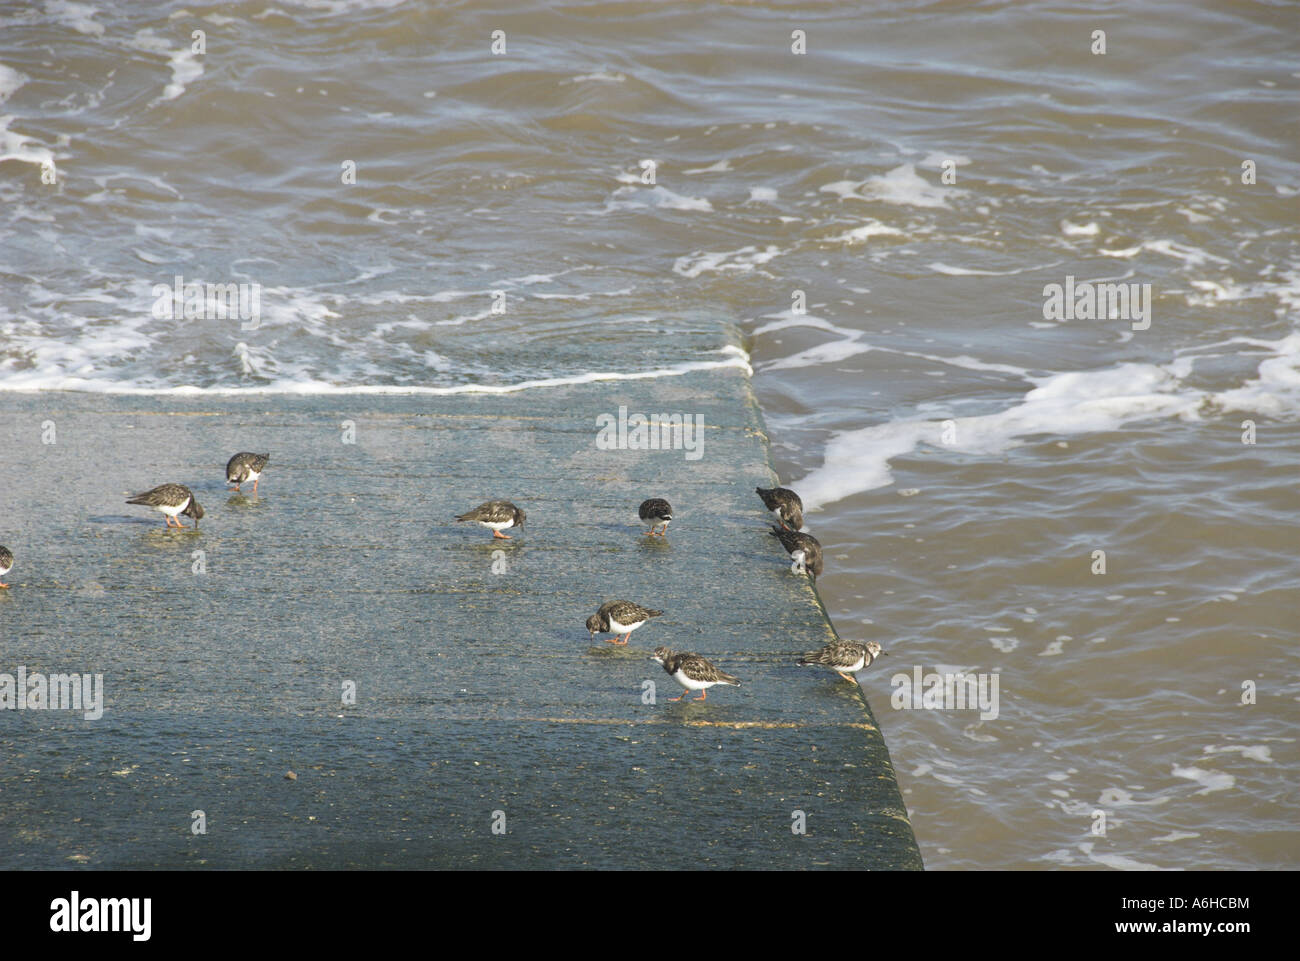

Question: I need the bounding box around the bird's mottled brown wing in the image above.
[604,599,662,623]
[677,653,740,685]
[801,641,866,669]
[639,498,672,522]
[457,500,516,523]
[127,483,190,507]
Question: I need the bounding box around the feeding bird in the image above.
[586,600,662,646]
[455,500,526,539]
[770,525,823,581]
[226,452,270,495]
[756,486,803,532]
[638,498,672,537]
[651,646,741,701]
[126,484,204,529]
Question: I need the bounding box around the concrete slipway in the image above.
[0,364,922,869]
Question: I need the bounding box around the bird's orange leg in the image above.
[0,582,9,589]
[493,530,511,539]
[252,478,259,495]
[838,672,856,683]
[669,692,686,702]
[695,690,708,701]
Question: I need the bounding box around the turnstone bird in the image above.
[798,640,886,684]
[126,484,204,529]
[756,486,803,531]
[226,452,269,495]
[651,646,741,701]
[586,600,662,646]
[770,525,823,580]
[638,498,672,537]
[455,500,526,539]
[0,546,12,588]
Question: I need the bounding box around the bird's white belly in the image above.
[159,498,189,517]
[841,656,866,673]
[609,617,644,634]
[0,564,11,576]
[481,519,512,531]
[673,669,711,690]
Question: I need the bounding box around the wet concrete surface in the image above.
[0,371,921,868]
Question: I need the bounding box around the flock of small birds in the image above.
[445,485,887,699]
[0,462,887,701]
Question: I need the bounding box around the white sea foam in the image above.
[1079,842,1177,872]
[1060,219,1100,237]
[131,29,205,102]
[1171,765,1235,795]
[793,336,1300,511]
[1203,744,1274,764]
[682,159,731,174]
[1099,238,1230,267]
[820,164,960,209]
[0,63,24,102]
[0,64,58,173]
[0,340,752,394]
[559,72,627,85]
[1211,332,1300,416]
[927,261,1052,276]
[605,185,712,213]
[44,0,105,36]
[828,221,902,245]
[753,311,873,372]
[673,245,782,278]
[276,0,407,13]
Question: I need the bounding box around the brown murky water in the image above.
[1,0,1297,868]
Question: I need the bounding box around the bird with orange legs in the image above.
[126,484,204,528]
[637,497,672,538]
[586,600,662,646]
[651,647,741,701]
[455,500,526,539]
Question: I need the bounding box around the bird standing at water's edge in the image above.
[798,640,886,684]
[770,525,823,581]
[756,486,803,532]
